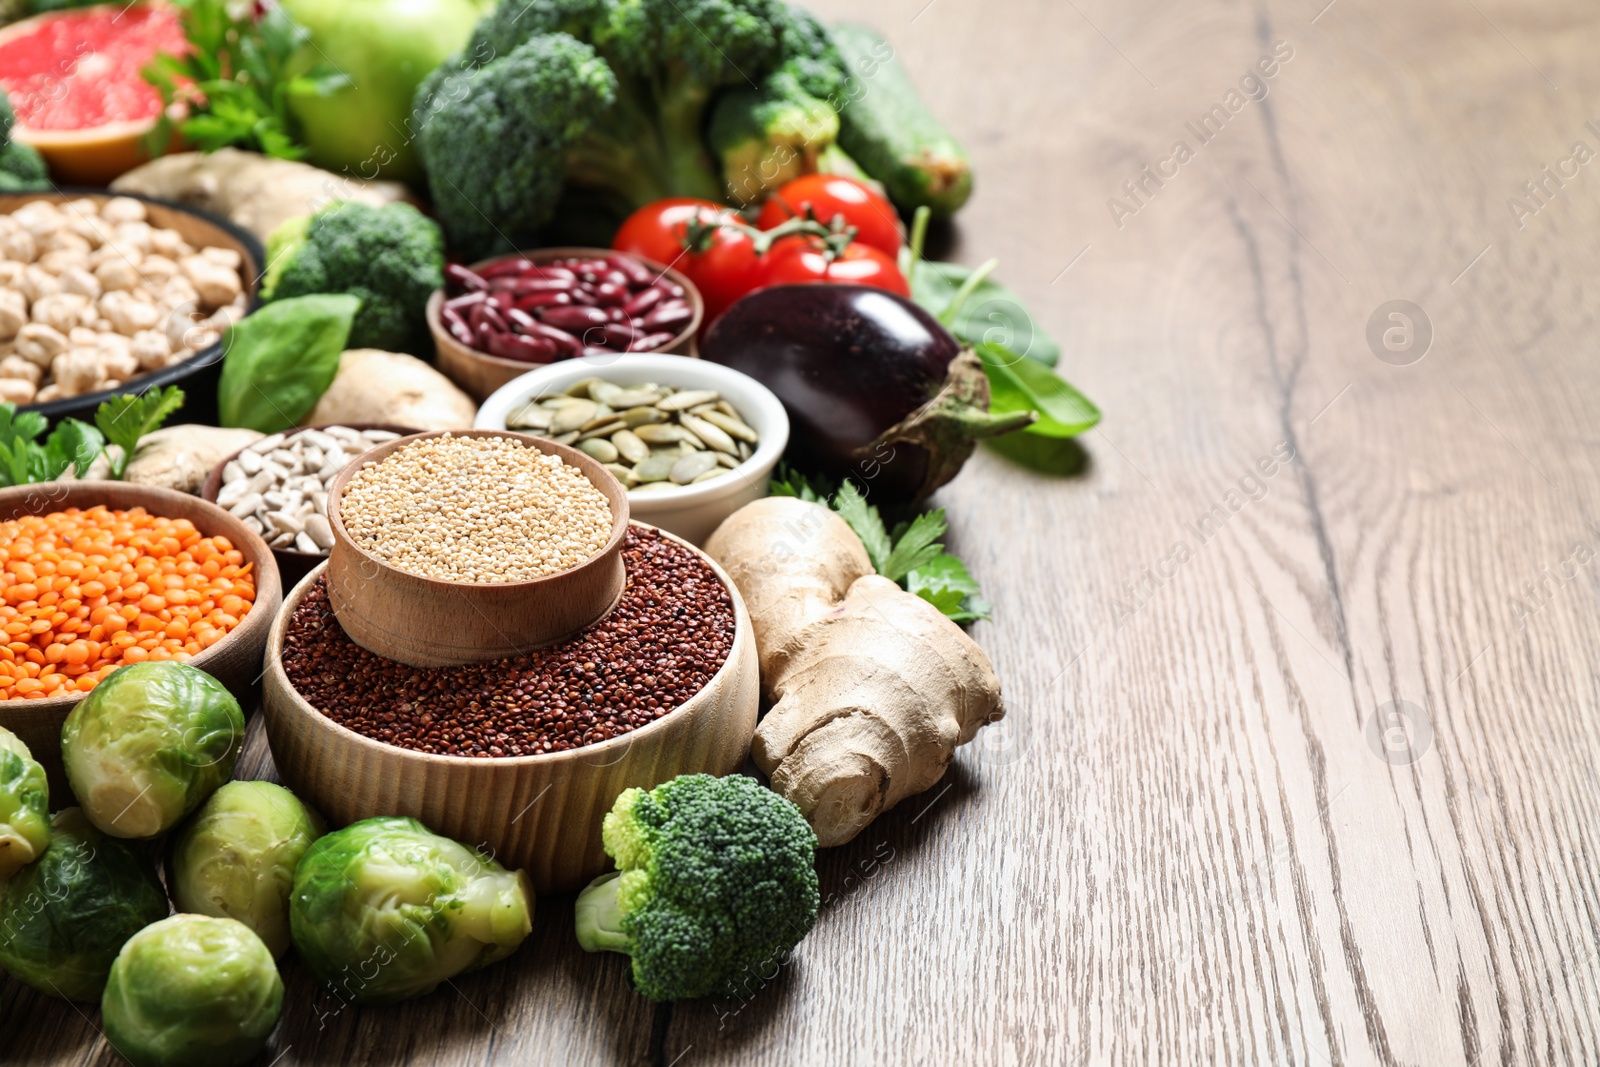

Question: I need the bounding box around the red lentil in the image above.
[283,526,734,756]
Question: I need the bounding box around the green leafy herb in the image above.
[772,469,991,623]
[978,342,1099,437]
[94,386,186,479]
[0,405,104,487]
[143,0,349,160]
[218,294,358,433]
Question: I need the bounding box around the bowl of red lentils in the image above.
[0,481,282,790]
[261,522,759,893]
[321,429,632,668]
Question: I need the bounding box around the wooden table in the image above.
[8,0,1600,1062]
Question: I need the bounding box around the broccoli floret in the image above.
[417,32,619,259]
[574,774,820,1001]
[414,0,842,258]
[261,201,444,354]
[0,92,12,144]
[709,68,839,204]
[0,141,49,192]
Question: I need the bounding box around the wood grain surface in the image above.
[7,0,1600,1063]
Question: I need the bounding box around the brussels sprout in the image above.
[102,914,284,1067]
[0,809,169,1001]
[62,662,244,838]
[0,726,49,878]
[290,816,534,1004]
[168,781,325,958]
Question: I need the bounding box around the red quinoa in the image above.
[282,525,734,757]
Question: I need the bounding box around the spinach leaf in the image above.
[978,342,1100,437]
[218,294,358,433]
[94,386,185,478]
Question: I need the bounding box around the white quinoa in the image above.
[338,435,614,582]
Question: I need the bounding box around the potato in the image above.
[300,349,476,432]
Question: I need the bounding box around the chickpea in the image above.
[0,355,43,385]
[148,228,186,257]
[18,265,60,302]
[50,349,102,397]
[57,266,102,301]
[98,291,162,336]
[31,293,91,334]
[137,254,178,283]
[99,197,148,224]
[39,229,90,255]
[94,255,142,293]
[180,255,242,310]
[112,220,154,253]
[0,229,36,264]
[0,290,26,343]
[38,248,89,275]
[129,329,172,371]
[0,262,23,288]
[0,379,37,405]
[15,324,69,367]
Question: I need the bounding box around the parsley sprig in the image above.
[143,0,349,160]
[770,468,992,623]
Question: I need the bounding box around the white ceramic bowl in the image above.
[476,354,789,545]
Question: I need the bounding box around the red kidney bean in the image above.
[487,332,558,362]
[608,254,657,287]
[446,264,488,291]
[622,287,664,317]
[640,302,692,332]
[541,305,610,332]
[444,291,487,312]
[514,291,571,312]
[521,320,582,355]
[445,252,690,358]
[599,323,640,349]
[480,258,535,279]
[581,346,615,359]
[591,282,628,307]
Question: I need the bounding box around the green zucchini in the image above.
[831,23,974,217]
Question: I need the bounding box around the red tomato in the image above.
[758,238,911,295]
[614,198,768,324]
[612,198,730,269]
[757,175,903,258]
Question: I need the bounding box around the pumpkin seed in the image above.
[507,402,553,430]
[715,451,739,468]
[580,412,624,432]
[565,377,603,397]
[604,462,638,486]
[698,409,758,443]
[577,420,626,442]
[633,453,677,482]
[553,431,580,445]
[580,438,619,463]
[656,388,719,411]
[737,440,752,460]
[612,429,650,464]
[550,399,599,432]
[619,405,668,428]
[592,381,664,408]
[691,468,728,484]
[680,413,736,454]
[634,423,685,445]
[670,451,719,484]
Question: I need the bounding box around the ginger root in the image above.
[705,497,1003,846]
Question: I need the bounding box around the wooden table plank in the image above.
[9,0,1600,1063]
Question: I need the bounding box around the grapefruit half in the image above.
[0,3,186,185]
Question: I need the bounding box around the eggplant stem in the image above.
[940,258,1000,327]
[954,406,1037,437]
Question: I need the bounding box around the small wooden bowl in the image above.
[261,530,758,893]
[428,248,704,403]
[0,482,282,797]
[199,424,422,592]
[324,429,630,668]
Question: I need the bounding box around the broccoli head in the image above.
[417,32,618,260]
[414,0,848,258]
[261,201,444,354]
[574,774,820,1001]
[0,141,48,192]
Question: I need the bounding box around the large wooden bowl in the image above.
[0,189,264,425]
[428,248,703,403]
[324,430,630,667]
[261,531,758,893]
[0,482,283,796]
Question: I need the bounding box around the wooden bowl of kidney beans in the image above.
[427,247,704,402]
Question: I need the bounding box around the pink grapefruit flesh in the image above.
[0,3,187,185]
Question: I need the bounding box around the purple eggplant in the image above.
[702,285,1033,502]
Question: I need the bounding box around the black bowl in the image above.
[0,187,265,425]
